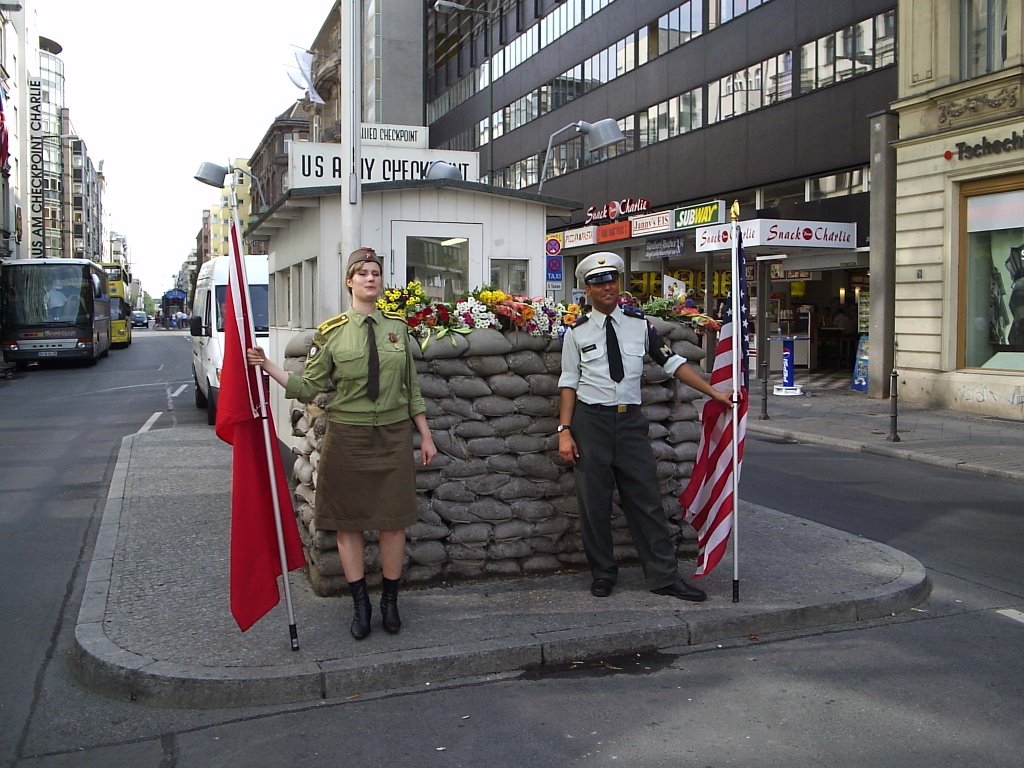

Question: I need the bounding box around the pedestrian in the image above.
[557,252,734,602]
[246,247,437,640]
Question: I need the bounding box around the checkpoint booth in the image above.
[246,136,578,448]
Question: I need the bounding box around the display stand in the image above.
[772,336,803,396]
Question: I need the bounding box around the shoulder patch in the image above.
[317,313,349,334]
[622,305,646,319]
[381,309,408,324]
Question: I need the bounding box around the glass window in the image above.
[961,0,1007,79]
[800,41,816,92]
[963,186,1024,370]
[491,259,528,294]
[875,10,896,67]
[406,237,470,303]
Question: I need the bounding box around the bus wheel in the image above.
[206,389,218,426]
[15,361,29,371]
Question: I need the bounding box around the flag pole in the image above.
[228,178,300,651]
[729,201,741,603]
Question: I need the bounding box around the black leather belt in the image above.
[578,402,640,413]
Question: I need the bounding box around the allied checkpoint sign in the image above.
[288,138,480,189]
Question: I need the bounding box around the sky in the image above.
[33,0,337,296]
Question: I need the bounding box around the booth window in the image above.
[406,236,470,302]
[491,259,528,294]
[961,177,1024,371]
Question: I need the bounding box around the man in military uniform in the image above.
[557,252,733,601]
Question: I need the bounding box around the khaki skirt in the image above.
[315,420,418,532]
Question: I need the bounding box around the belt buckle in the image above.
[616,404,628,413]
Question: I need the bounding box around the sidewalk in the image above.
[71,384,1020,709]
[745,375,1023,483]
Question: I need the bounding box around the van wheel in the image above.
[194,375,208,408]
[206,388,218,426]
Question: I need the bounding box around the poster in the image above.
[851,335,869,392]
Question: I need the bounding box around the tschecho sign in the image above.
[695,219,856,252]
[288,141,479,187]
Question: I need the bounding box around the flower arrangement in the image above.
[619,291,722,333]
[379,282,581,348]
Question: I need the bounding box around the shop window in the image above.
[961,179,1024,370]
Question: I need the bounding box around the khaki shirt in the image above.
[558,306,685,406]
[285,309,425,426]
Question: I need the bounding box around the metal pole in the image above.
[887,366,900,442]
[487,22,493,184]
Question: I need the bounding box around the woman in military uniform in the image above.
[247,247,436,640]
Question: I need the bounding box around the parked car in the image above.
[131,310,149,328]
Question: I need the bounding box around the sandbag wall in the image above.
[284,319,709,597]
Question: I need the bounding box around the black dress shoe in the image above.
[651,579,707,602]
[590,578,615,597]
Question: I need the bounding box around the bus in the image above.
[0,258,112,369]
[101,261,132,347]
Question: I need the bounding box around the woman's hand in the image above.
[420,433,437,466]
[245,347,265,367]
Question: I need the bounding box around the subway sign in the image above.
[673,200,726,230]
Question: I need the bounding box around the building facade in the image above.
[426,0,900,395]
[891,0,1024,419]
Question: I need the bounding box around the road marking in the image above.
[138,412,162,433]
[996,609,1024,625]
[170,384,188,398]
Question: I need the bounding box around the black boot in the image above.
[347,578,371,640]
[380,576,402,634]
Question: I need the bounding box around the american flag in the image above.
[680,230,749,577]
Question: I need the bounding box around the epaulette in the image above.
[317,312,349,334]
[622,305,646,319]
[573,315,590,327]
[381,309,408,324]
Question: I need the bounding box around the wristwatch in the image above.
[556,424,572,433]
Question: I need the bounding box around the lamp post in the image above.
[433,0,497,184]
[537,118,625,194]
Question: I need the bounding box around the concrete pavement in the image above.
[71,379,1021,709]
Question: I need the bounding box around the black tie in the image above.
[606,318,624,383]
[366,317,380,401]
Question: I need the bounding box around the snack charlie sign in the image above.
[695,218,856,252]
[288,140,479,188]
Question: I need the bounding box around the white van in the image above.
[189,255,269,425]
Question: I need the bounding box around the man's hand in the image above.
[558,431,579,465]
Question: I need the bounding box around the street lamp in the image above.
[432,0,497,184]
[425,160,463,180]
[193,161,269,212]
[537,118,625,194]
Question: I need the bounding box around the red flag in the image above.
[680,233,749,577]
[215,222,304,632]
[0,90,10,168]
